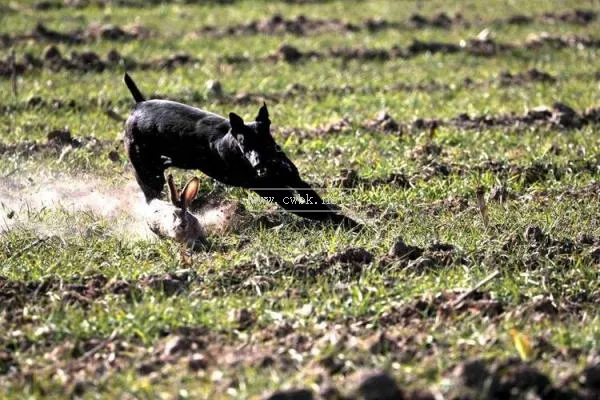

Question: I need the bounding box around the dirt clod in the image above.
[524,225,547,244]
[137,359,164,375]
[329,248,373,265]
[453,358,491,388]
[263,388,314,400]
[349,370,404,400]
[498,68,556,85]
[582,364,600,389]
[236,308,256,330]
[188,353,209,371]
[206,79,223,97]
[106,150,120,162]
[46,129,73,145]
[492,361,552,397]
[550,101,582,128]
[277,44,303,63]
[367,111,400,133]
[163,336,192,357]
[42,45,62,61]
[388,239,423,259]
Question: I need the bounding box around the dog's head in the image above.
[229,103,299,182]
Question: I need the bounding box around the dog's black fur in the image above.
[123,73,358,227]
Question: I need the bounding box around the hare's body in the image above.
[145,174,207,247]
[146,199,205,245]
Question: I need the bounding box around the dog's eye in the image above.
[275,145,282,152]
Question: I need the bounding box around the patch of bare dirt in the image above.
[364,111,402,134]
[420,181,600,217]
[192,14,360,37]
[0,130,112,158]
[447,358,577,399]
[0,274,130,311]
[30,0,235,9]
[3,34,599,78]
[526,32,600,49]
[542,9,598,25]
[16,8,591,40]
[208,249,377,294]
[263,34,600,63]
[3,284,600,398]
[405,101,600,133]
[497,68,556,86]
[0,23,151,47]
[279,101,600,144]
[380,239,467,273]
[0,47,199,77]
[322,155,600,201]
[1,69,564,122]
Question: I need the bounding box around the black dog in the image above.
[123,73,358,227]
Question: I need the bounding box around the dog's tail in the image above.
[124,72,145,103]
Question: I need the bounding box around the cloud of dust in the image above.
[0,172,246,241]
[0,172,154,240]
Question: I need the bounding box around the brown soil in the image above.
[2,35,599,78]
[3,286,599,399]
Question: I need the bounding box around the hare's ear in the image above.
[181,177,200,210]
[166,174,180,206]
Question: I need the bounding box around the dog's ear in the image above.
[256,102,270,125]
[229,112,249,145]
[229,112,245,132]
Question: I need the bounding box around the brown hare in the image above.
[146,173,207,248]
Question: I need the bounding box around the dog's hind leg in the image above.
[126,143,166,202]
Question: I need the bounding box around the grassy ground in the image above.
[1,0,600,399]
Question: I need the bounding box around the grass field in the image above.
[1,0,600,398]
